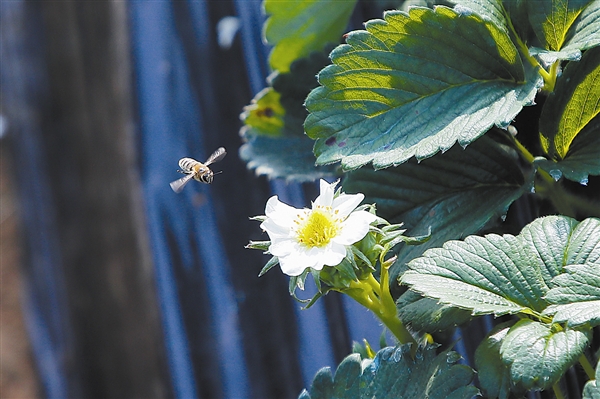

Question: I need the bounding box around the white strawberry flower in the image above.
[260,180,377,276]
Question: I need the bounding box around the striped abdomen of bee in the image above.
[170,147,226,193]
[179,158,214,183]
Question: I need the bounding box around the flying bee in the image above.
[170,147,226,193]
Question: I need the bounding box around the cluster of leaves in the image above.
[299,344,479,399]
[241,0,600,398]
[402,215,600,396]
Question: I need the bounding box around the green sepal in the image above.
[290,271,310,297]
[319,255,358,289]
[258,255,279,277]
[246,240,270,251]
[349,245,375,272]
[249,215,267,222]
[383,226,430,250]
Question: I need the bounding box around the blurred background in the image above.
[0,1,392,398]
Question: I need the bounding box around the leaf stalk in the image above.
[579,354,595,380]
[552,382,565,399]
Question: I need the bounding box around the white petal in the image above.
[332,193,364,218]
[268,239,297,257]
[279,246,324,276]
[265,196,301,225]
[260,218,291,239]
[261,196,304,240]
[264,195,281,215]
[304,246,328,269]
[320,242,347,266]
[334,211,377,245]
[278,254,309,276]
[313,179,335,207]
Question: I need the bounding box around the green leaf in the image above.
[299,344,479,399]
[540,46,600,158]
[447,0,509,31]
[499,319,591,391]
[535,115,600,183]
[528,46,583,66]
[562,0,600,54]
[544,239,600,327]
[504,0,534,42]
[401,272,529,316]
[396,291,473,333]
[582,359,600,399]
[343,133,532,286]
[538,46,600,182]
[516,214,580,282]
[537,0,600,64]
[241,88,286,137]
[563,215,600,264]
[527,0,591,51]
[539,128,600,183]
[239,135,337,182]
[545,299,600,327]
[401,215,593,317]
[264,0,357,73]
[239,53,338,181]
[474,322,514,399]
[305,6,542,170]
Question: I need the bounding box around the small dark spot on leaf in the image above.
[326,137,336,146]
[338,141,346,148]
[257,107,274,118]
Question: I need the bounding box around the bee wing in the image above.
[204,147,226,166]
[170,173,195,193]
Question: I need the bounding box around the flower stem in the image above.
[365,273,382,297]
[379,256,416,348]
[344,282,377,310]
[344,265,416,348]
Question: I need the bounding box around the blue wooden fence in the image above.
[2,1,389,398]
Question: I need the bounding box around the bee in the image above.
[170,147,226,193]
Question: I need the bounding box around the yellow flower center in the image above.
[296,207,340,248]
